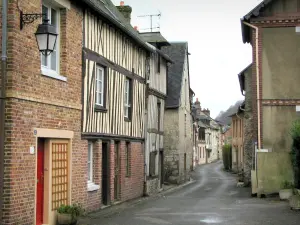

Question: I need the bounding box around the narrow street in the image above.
[82,161,300,225]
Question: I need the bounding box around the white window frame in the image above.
[95,66,105,107]
[87,142,100,192]
[124,78,131,118]
[41,2,67,82]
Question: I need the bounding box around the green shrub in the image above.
[222,144,232,171]
[57,203,84,220]
[282,180,294,189]
[290,120,300,189]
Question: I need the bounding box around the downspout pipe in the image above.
[0,0,8,222]
[243,21,261,151]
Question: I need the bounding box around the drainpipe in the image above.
[0,0,8,222]
[243,21,261,151]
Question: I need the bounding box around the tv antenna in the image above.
[138,12,161,32]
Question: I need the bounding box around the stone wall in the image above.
[243,65,253,186]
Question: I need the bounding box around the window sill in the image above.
[87,182,100,192]
[41,68,67,82]
[94,105,108,112]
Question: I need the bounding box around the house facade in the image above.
[192,99,207,165]
[82,0,154,210]
[241,0,298,194]
[0,0,159,224]
[162,42,193,184]
[229,103,245,174]
[0,1,85,224]
[139,32,172,195]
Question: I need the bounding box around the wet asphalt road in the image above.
[84,161,300,225]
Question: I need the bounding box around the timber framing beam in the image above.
[148,88,167,100]
[83,47,146,83]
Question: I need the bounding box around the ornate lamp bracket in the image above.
[20,11,45,30]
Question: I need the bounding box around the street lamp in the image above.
[35,19,58,56]
[20,11,58,55]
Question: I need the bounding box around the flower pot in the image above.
[289,194,300,210]
[279,189,293,200]
[57,213,78,225]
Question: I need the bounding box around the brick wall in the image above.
[1,1,88,224]
[120,141,144,202]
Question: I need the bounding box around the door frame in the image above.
[36,139,45,225]
[34,128,73,225]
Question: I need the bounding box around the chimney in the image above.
[194,98,201,116]
[202,108,210,117]
[116,1,132,24]
[134,26,138,31]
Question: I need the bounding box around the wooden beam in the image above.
[83,47,146,83]
[82,132,145,142]
[148,88,167,99]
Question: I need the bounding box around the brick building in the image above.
[241,0,299,194]
[0,0,154,224]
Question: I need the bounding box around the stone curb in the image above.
[78,179,196,224]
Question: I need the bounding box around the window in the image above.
[200,147,201,158]
[124,78,132,119]
[125,142,131,177]
[96,66,105,107]
[157,102,161,131]
[149,152,156,176]
[87,142,100,191]
[41,3,64,80]
[88,142,93,182]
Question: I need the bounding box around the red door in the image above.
[36,140,44,225]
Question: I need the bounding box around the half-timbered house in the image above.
[81,0,154,207]
[139,32,173,195]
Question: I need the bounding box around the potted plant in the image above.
[279,181,294,200]
[57,203,84,225]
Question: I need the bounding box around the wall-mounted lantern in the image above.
[20,11,58,56]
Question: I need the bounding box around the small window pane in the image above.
[42,55,47,67]
[51,8,57,26]
[50,51,57,71]
[42,5,48,20]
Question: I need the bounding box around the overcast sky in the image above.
[112,0,261,118]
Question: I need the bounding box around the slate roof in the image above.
[241,0,274,43]
[139,32,170,46]
[162,42,188,108]
[82,0,154,52]
[238,63,252,94]
[228,101,245,117]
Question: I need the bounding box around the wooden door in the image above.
[114,142,120,201]
[159,151,164,188]
[36,139,45,225]
[102,143,109,205]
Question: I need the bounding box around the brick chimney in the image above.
[116,1,132,24]
[202,108,210,117]
[194,98,201,116]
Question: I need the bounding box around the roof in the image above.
[139,32,170,47]
[238,63,252,95]
[162,42,188,108]
[82,0,154,52]
[241,0,274,43]
[145,43,173,63]
[228,101,245,117]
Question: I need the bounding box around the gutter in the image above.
[0,0,8,222]
[243,22,262,150]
